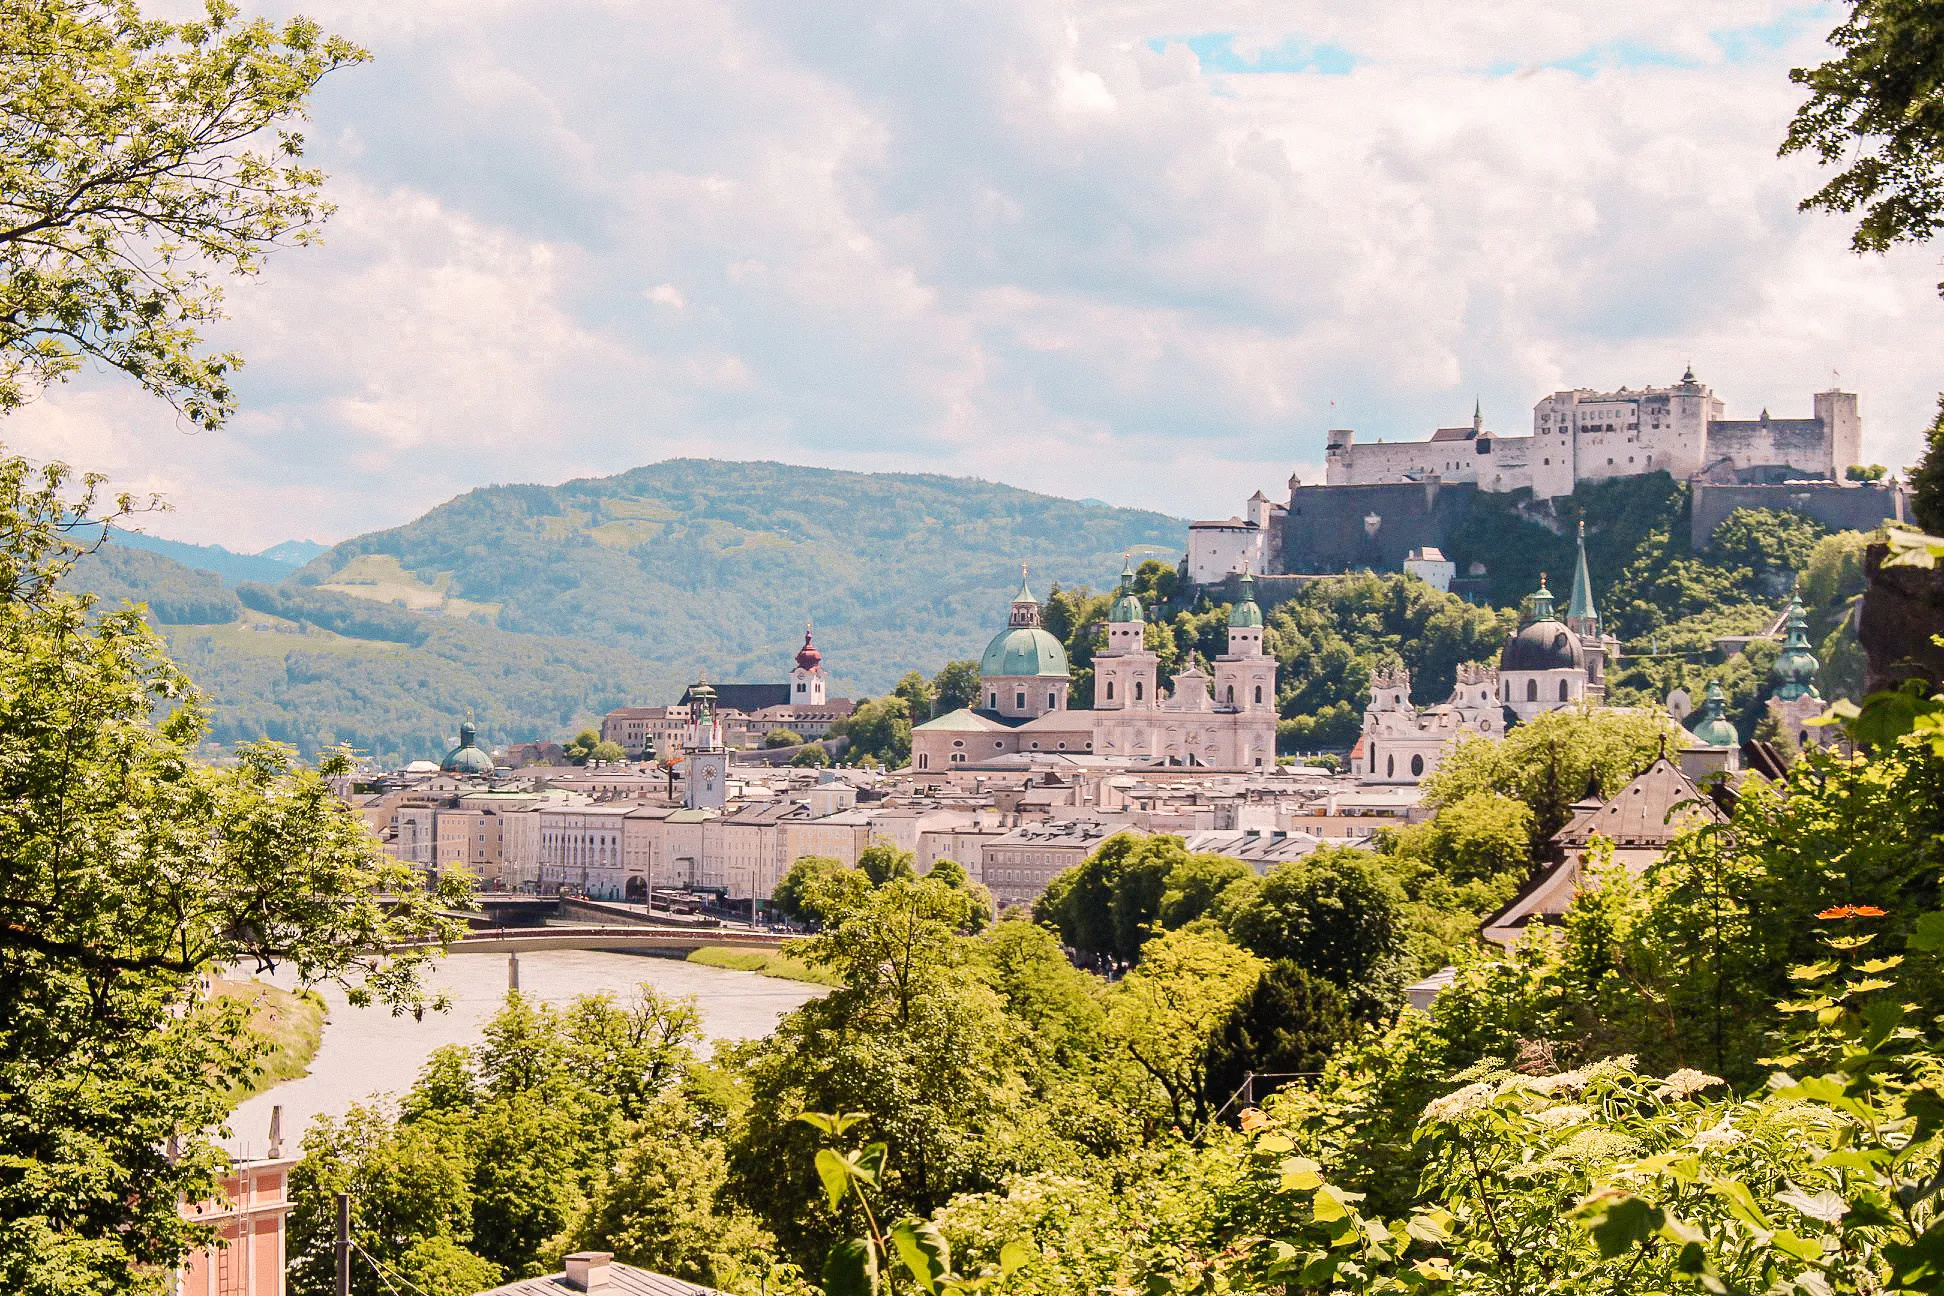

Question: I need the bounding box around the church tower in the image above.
[683,680,728,810]
[1214,569,1275,713]
[790,622,827,705]
[1094,555,1157,711]
[1564,521,1611,696]
[1767,594,1829,751]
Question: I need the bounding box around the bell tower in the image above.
[790,621,827,705]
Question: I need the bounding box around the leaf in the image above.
[816,1148,852,1211]
[824,1238,881,1296]
[998,1241,1032,1277]
[853,1142,888,1185]
[1310,1185,1348,1223]
[1256,1133,1294,1154]
[1580,1193,1662,1259]
[1708,1179,1771,1232]
[1790,959,1842,982]
[1888,1223,1944,1289]
[1281,1156,1324,1191]
[889,1219,952,1295]
[1908,911,1944,953]
[1776,1185,1848,1225]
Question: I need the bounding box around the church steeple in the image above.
[1008,564,1042,629]
[1528,573,1555,624]
[1472,398,1483,435]
[1566,521,1599,637]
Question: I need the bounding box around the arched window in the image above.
[1411,753,1424,776]
[1526,679,1538,702]
[1558,678,1570,701]
[1048,692,1056,709]
[1386,754,1395,778]
[1225,685,1234,705]
[1135,681,1144,701]
[917,753,929,769]
[1106,680,1115,701]
[1254,685,1263,704]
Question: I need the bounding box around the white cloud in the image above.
[6,0,1940,550]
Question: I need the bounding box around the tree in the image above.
[1421,707,1673,855]
[790,744,830,768]
[1389,791,1536,884]
[835,695,911,768]
[1219,847,1408,1016]
[1106,929,1264,1131]
[772,856,868,926]
[891,670,935,723]
[930,659,982,715]
[1784,0,1944,283]
[763,728,806,749]
[1,0,367,426]
[0,456,460,1294]
[1914,398,1944,534]
[859,842,917,887]
[564,729,601,764]
[1845,462,1889,481]
[1203,962,1353,1114]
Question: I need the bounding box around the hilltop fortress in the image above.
[1188,367,1907,585]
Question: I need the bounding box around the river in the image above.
[226,950,823,1158]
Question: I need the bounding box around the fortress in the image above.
[1188,367,1905,585]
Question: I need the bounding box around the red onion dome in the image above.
[795,626,822,670]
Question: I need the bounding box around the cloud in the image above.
[6,0,1940,550]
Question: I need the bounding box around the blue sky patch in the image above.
[1148,33,1356,76]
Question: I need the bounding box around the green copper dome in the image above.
[1109,555,1143,624]
[1686,681,1740,748]
[441,720,494,775]
[1228,568,1263,628]
[981,567,1070,678]
[1771,596,1821,701]
[981,626,1071,677]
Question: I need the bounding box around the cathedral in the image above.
[910,562,1279,772]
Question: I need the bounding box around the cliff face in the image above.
[1860,541,1944,694]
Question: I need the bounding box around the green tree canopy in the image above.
[929,659,983,715]
[1,0,367,425]
[1219,847,1408,1015]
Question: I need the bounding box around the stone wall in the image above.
[1690,481,1908,549]
[1280,480,1480,574]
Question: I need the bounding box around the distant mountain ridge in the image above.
[112,529,317,584]
[69,460,1188,763]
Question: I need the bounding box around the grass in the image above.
[211,978,328,1105]
[686,946,839,987]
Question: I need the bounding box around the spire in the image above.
[1228,565,1263,629]
[1109,553,1143,624]
[1008,564,1042,629]
[1771,592,1821,700]
[1013,562,1035,606]
[1566,520,1598,636]
[1472,398,1482,434]
[1529,572,1555,624]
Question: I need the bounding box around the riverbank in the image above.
[686,945,838,986]
[212,978,326,1104]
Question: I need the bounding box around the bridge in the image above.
[419,924,792,956]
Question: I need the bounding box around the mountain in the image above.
[296,459,1187,698]
[69,460,1188,764]
[111,530,310,584]
[258,539,329,566]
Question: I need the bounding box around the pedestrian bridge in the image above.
[419,924,791,956]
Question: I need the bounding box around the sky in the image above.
[11,0,1944,550]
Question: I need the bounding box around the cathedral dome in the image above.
[1500,573,1580,672]
[1501,621,1581,672]
[981,626,1070,678]
[1108,555,1143,623]
[441,721,494,775]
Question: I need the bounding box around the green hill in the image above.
[65,460,1187,764]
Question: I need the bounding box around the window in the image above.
[1106,680,1114,701]
[1015,691,1026,709]
[1526,679,1538,702]
[988,692,997,709]
[995,740,1004,749]
[1410,754,1424,776]
[1559,678,1570,701]
[1386,754,1395,778]
[1135,681,1144,701]
[1048,692,1056,709]
[1225,685,1234,704]
[917,754,928,769]
[1254,685,1263,704]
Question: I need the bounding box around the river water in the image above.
[226,951,823,1158]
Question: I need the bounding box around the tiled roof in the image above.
[1552,757,1723,848]
[912,708,1005,733]
[475,1264,720,1296]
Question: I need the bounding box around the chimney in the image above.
[565,1252,613,1291]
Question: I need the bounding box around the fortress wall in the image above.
[1280,480,1479,574]
[1691,481,1907,549]
[1704,421,1830,478]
